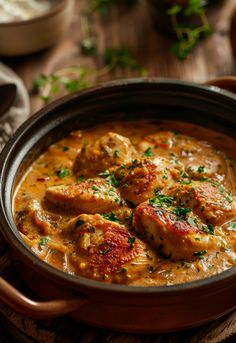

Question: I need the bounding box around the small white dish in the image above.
[0,0,74,56]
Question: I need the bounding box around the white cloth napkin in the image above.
[0,62,30,151]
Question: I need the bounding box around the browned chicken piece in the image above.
[133,202,223,260]
[167,181,236,226]
[137,130,227,182]
[74,132,138,177]
[115,158,179,205]
[66,214,158,283]
[45,178,126,214]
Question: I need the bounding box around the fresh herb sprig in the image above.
[167,0,212,60]
[34,47,146,104]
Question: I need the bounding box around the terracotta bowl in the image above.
[0,0,74,56]
[0,79,236,333]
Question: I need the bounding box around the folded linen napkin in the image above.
[0,62,30,151]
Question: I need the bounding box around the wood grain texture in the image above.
[0,0,236,341]
[2,0,236,114]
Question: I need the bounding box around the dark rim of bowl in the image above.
[0,0,69,27]
[0,78,236,296]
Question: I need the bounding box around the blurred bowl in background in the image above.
[0,0,74,57]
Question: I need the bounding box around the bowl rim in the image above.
[1,77,236,296]
[0,0,70,27]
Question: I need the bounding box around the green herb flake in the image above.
[194,250,207,259]
[179,179,192,185]
[99,169,110,177]
[128,236,136,247]
[202,224,215,235]
[102,213,120,222]
[187,217,197,227]
[197,165,205,173]
[78,175,86,182]
[63,146,70,151]
[173,206,191,220]
[56,168,70,178]
[144,147,153,157]
[149,194,174,208]
[113,149,119,158]
[107,173,120,187]
[92,185,100,192]
[229,222,236,229]
[39,237,50,246]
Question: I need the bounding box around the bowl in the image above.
[0,0,74,56]
[0,79,236,333]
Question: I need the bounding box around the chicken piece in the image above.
[115,158,179,205]
[133,202,223,260]
[74,132,138,177]
[27,200,62,235]
[45,178,126,214]
[167,181,236,226]
[137,131,227,182]
[67,214,158,283]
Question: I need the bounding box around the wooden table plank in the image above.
[2,0,235,114]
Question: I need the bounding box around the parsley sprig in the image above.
[167,0,212,60]
[34,47,146,104]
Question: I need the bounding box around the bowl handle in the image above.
[0,276,87,318]
[205,76,236,94]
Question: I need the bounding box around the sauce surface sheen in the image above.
[14,120,236,286]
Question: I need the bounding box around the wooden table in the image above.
[2,0,236,114]
[1,0,236,341]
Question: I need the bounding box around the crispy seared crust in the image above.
[133,202,222,260]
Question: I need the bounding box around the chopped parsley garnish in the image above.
[199,177,207,182]
[202,223,215,235]
[92,185,100,192]
[180,170,189,178]
[187,217,197,227]
[63,146,70,151]
[78,175,86,182]
[229,222,236,229]
[194,250,207,259]
[179,179,192,185]
[39,237,50,246]
[219,185,225,194]
[75,219,85,227]
[56,168,70,178]
[172,206,191,220]
[197,165,205,173]
[144,147,153,157]
[113,149,119,158]
[225,195,233,203]
[107,173,120,187]
[102,212,120,222]
[149,190,174,208]
[209,179,219,187]
[128,236,136,247]
[99,169,110,177]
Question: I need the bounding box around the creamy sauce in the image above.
[0,0,54,23]
[13,121,236,286]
